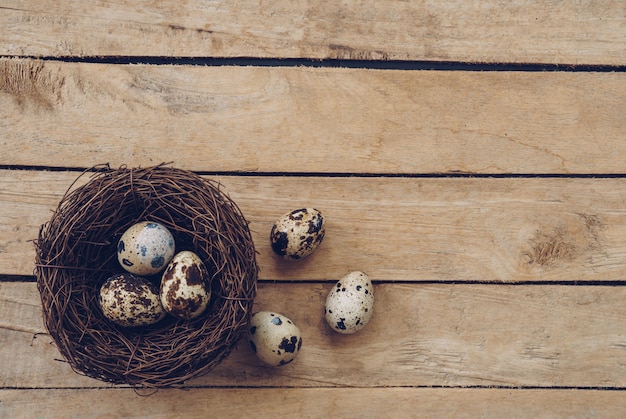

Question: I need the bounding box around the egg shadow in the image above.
[269,250,323,279]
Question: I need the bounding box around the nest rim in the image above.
[34,164,258,388]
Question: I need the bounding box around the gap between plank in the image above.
[2,385,626,391]
[4,274,626,287]
[3,165,626,179]
[3,55,626,72]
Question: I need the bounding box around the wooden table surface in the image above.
[2,2,626,417]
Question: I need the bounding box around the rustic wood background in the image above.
[1,1,625,417]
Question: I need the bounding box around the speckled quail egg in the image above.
[117,221,176,276]
[325,271,374,334]
[248,311,303,366]
[160,251,212,320]
[99,273,166,327]
[270,208,325,260]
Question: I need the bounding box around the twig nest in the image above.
[34,164,258,387]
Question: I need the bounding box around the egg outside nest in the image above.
[325,271,374,334]
[248,311,303,366]
[270,208,326,260]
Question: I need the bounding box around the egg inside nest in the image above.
[160,251,212,320]
[117,221,176,276]
[99,273,166,327]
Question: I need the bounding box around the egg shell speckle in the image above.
[270,208,325,260]
[117,221,175,276]
[325,271,374,334]
[248,311,303,366]
[160,251,212,320]
[99,273,166,327]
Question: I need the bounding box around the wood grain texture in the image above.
[2,59,625,174]
[3,281,626,389]
[3,1,626,415]
[1,1,624,64]
[1,388,624,418]
[2,169,626,281]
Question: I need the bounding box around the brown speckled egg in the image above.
[160,251,212,320]
[248,311,303,366]
[270,208,325,260]
[99,273,166,327]
[117,221,176,276]
[325,271,374,334]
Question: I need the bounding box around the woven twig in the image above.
[34,164,258,387]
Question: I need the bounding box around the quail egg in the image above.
[99,273,166,327]
[325,271,374,334]
[160,251,212,320]
[248,311,303,366]
[117,221,176,276]
[270,208,325,260]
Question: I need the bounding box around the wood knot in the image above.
[0,58,65,109]
[527,226,575,267]
[523,213,604,269]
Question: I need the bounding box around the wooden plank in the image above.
[1,1,624,64]
[1,59,625,174]
[2,281,626,388]
[3,169,626,282]
[1,388,625,418]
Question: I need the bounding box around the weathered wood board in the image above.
[3,282,626,389]
[2,388,625,418]
[1,1,625,64]
[3,170,626,281]
[1,59,625,174]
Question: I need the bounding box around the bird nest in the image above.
[34,164,259,388]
